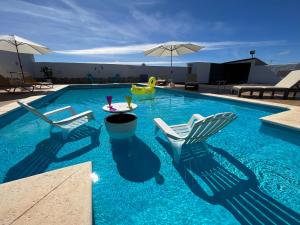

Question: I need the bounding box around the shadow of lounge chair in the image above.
[231,70,300,99]
[3,124,101,183]
[156,138,300,225]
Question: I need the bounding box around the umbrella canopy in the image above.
[0,35,52,80]
[0,35,51,54]
[144,42,203,84]
[144,42,203,57]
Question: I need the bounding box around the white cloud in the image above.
[0,0,288,58]
[277,50,290,56]
[0,0,142,43]
[55,43,159,55]
[0,0,75,25]
[56,40,285,55]
[83,61,187,65]
[195,40,286,50]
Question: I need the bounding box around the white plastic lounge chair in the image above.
[18,101,94,132]
[154,112,237,163]
[231,70,300,98]
[24,75,54,89]
[0,74,34,93]
[185,73,199,90]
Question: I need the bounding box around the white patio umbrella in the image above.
[144,42,203,83]
[0,35,52,81]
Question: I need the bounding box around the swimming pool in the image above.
[0,86,299,224]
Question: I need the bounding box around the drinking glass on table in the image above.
[125,96,132,109]
[106,96,113,109]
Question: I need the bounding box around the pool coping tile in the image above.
[0,162,92,225]
[200,93,300,131]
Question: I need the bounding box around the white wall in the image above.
[189,62,211,83]
[0,50,35,78]
[267,63,300,79]
[34,62,188,83]
[248,64,280,84]
[247,63,300,84]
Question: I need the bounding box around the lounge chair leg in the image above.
[50,126,69,140]
[293,91,296,98]
[154,125,159,135]
[271,91,275,98]
[61,129,71,140]
[128,136,134,143]
[172,143,182,164]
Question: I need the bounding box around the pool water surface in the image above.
[0,87,299,225]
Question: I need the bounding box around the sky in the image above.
[0,0,300,66]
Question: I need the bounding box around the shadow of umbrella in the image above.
[3,125,101,183]
[156,137,300,225]
[110,136,164,184]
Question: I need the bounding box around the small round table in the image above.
[102,102,138,113]
[102,102,138,139]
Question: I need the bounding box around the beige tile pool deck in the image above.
[0,85,67,116]
[0,83,299,225]
[0,162,92,225]
[201,93,300,131]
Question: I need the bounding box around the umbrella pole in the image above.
[170,48,174,86]
[14,40,25,82]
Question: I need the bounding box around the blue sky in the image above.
[0,0,299,66]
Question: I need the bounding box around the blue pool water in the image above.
[0,86,299,225]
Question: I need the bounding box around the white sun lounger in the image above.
[154,112,237,163]
[231,70,300,98]
[18,101,94,132]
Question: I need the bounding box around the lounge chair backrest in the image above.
[186,73,197,82]
[157,75,167,80]
[0,74,11,85]
[185,112,236,144]
[18,101,52,123]
[275,70,300,88]
[24,76,36,83]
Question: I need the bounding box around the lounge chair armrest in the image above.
[43,106,76,116]
[187,114,205,127]
[154,118,183,140]
[54,110,94,125]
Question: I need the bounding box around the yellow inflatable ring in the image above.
[131,77,156,95]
